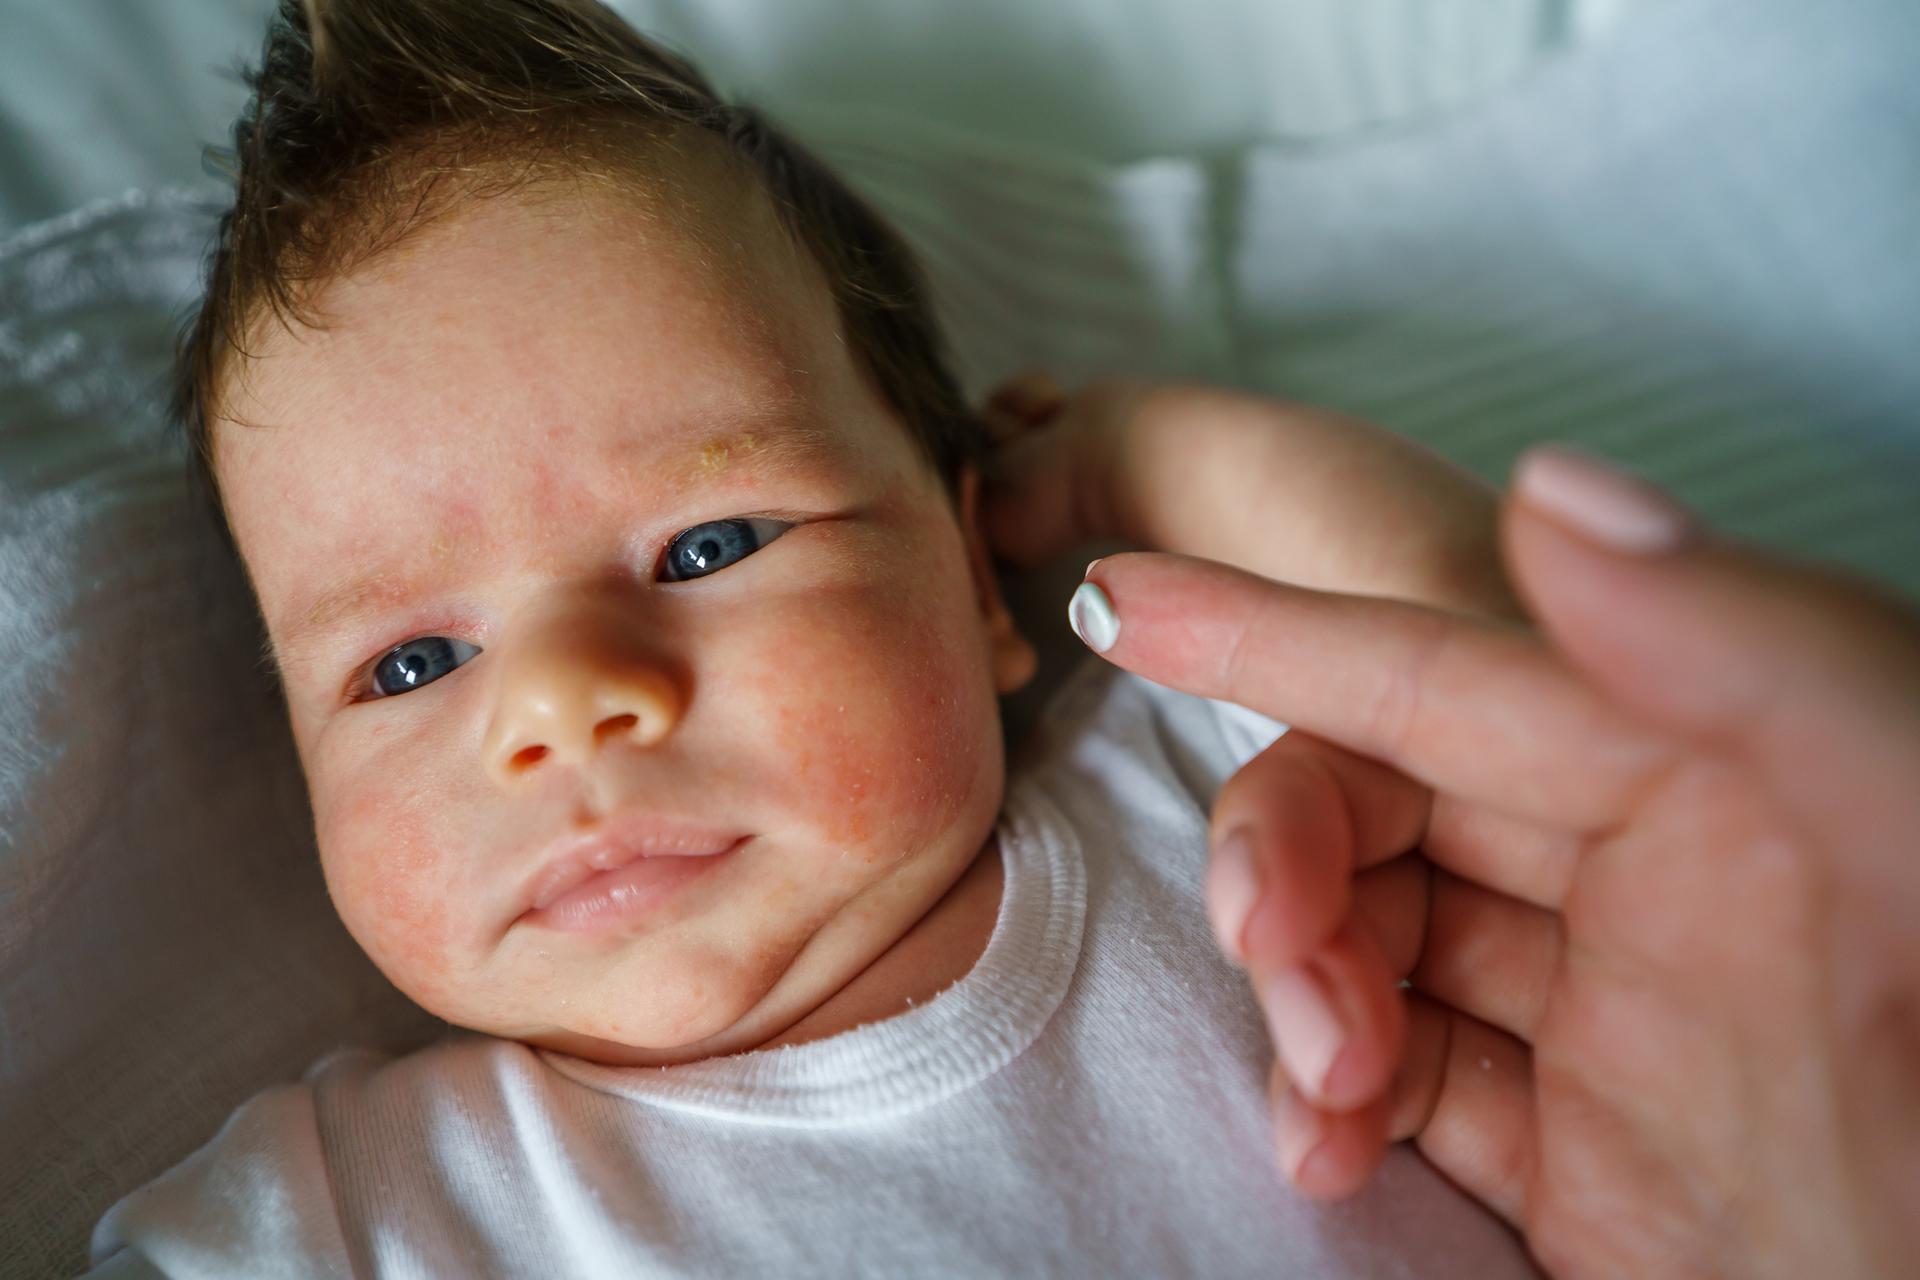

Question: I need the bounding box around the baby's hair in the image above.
[178,0,984,571]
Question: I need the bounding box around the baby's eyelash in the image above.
[344,512,806,703]
[656,516,793,583]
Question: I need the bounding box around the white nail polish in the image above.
[1068,582,1120,653]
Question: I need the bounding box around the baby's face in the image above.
[215,162,1031,1064]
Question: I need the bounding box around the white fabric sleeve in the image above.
[79,1247,169,1280]
[87,1083,356,1280]
[1204,696,1290,770]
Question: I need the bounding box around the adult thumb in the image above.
[1500,446,1920,852]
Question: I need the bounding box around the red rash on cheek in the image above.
[758,700,872,849]
[323,795,459,1007]
[749,595,991,863]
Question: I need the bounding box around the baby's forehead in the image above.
[219,191,867,463]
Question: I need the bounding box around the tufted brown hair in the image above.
[177,0,984,571]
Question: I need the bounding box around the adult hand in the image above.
[1070,447,1920,1278]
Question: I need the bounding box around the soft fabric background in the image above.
[0,0,1639,229]
[3,0,1916,1276]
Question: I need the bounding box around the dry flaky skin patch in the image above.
[698,431,756,474]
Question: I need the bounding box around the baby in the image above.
[90,0,1526,1275]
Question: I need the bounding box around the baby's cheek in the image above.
[749,594,996,860]
[318,792,461,1010]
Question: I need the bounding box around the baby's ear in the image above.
[958,465,1038,695]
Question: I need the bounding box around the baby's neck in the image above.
[752,832,1005,1051]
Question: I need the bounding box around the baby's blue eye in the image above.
[354,517,790,701]
[660,517,791,582]
[369,636,480,699]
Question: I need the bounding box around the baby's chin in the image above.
[406,928,816,1066]
[413,973,788,1066]
[506,1022,753,1067]
[387,868,950,1065]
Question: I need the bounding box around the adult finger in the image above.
[1410,870,1564,1044]
[1348,854,1431,980]
[1211,734,1573,980]
[1250,913,1407,1112]
[1270,862,1545,1213]
[1389,993,1536,1228]
[1209,732,1432,972]
[1269,1064,1394,1200]
[1424,795,1580,911]
[1345,857,1561,1045]
[1506,447,1920,865]
[1072,553,1674,831]
[1270,986,1536,1219]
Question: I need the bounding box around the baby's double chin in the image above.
[501,966,779,1066]
[515,824,994,1066]
[524,965,825,1067]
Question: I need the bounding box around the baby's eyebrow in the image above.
[269,416,844,677]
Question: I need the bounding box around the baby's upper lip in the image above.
[513,811,747,922]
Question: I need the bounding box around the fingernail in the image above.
[1260,964,1346,1099]
[1292,1144,1345,1197]
[1067,581,1120,653]
[1271,1082,1324,1183]
[1515,446,1695,555]
[1209,827,1261,966]
[1084,557,1104,579]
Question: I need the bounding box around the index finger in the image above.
[1074,552,1672,830]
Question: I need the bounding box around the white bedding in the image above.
[0,0,1632,231]
[4,0,1918,1276]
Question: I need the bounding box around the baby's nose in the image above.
[481,606,683,783]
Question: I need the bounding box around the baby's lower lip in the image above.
[520,838,745,934]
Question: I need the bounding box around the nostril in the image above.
[509,744,549,771]
[594,713,639,744]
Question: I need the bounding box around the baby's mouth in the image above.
[511,812,749,933]
[518,837,746,935]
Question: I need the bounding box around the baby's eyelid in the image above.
[350,634,481,703]
[344,514,800,701]
[655,515,795,582]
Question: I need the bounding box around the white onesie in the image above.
[88,657,1538,1279]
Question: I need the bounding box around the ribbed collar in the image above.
[538,775,1087,1126]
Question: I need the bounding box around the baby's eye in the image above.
[350,518,790,701]
[659,517,793,582]
[366,636,481,699]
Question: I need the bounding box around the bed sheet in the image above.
[1223,0,1920,594]
[0,0,1631,231]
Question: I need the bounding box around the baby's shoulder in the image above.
[1014,655,1287,808]
[88,1032,542,1278]
[299,1026,538,1094]
[88,1070,351,1276]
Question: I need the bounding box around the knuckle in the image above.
[1360,611,1452,762]
[1213,569,1290,702]
[1213,736,1300,836]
